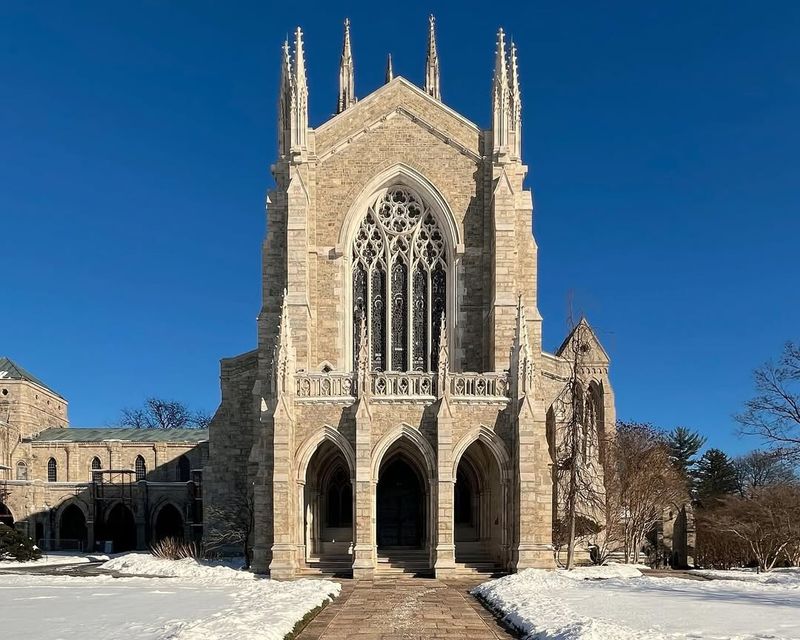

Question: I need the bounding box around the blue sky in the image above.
[2,1,798,456]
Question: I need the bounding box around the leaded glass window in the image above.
[135,455,146,481]
[352,187,448,372]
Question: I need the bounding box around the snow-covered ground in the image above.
[473,565,800,640]
[0,553,339,640]
[0,551,111,568]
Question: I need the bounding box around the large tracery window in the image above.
[352,187,447,372]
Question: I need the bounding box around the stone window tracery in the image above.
[47,457,57,482]
[352,187,448,372]
[135,455,146,481]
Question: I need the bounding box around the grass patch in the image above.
[283,599,329,640]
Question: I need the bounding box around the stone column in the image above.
[352,398,374,578]
[434,397,456,577]
[513,394,555,569]
[269,399,297,578]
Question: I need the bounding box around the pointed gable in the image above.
[314,77,481,163]
[0,357,65,399]
[555,318,611,365]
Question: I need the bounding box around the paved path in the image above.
[297,577,518,640]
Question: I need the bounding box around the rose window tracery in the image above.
[352,186,448,372]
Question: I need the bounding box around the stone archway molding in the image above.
[371,423,437,483]
[295,425,356,483]
[451,425,511,484]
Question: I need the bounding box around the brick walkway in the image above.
[296,577,518,640]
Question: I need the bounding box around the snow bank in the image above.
[473,568,654,640]
[0,552,110,568]
[101,553,249,581]
[689,567,800,588]
[473,565,800,639]
[98,553,340,639]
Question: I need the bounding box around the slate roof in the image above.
[0,357,65,399]
[31,427,208,443]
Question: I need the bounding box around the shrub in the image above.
[150,537,203,560]
[0,523,42,562]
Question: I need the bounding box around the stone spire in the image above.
[273,290,296,396]
[436,313,449,398]
[337,18,355,114]
[385,53,394,84]
[509,40,522,160]
[425,15,441,100]
[356,313,369,396]
[492,28,510,159]
[277,38,293,156]
[511,296,533,395]
[290,26,308,154]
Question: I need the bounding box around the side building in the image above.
[0,357,207,552]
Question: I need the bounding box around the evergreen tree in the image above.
[667,426,706,481]
[696,448,738,504]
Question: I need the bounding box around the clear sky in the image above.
[2,1,798,456]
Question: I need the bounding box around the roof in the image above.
[0,357,65,399]
[30,427,208,444]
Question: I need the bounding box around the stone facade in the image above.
[204,20,616,579]
[0,359,207,552]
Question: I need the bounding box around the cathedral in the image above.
[204,17,616,579]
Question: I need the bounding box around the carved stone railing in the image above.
[449,372,509,400]
[295,372,356,400]
[371,371,436,399]
[293,370,509,402]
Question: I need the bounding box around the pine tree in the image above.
[696,448,738,505]
[667,427,706,488]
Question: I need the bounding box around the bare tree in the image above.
[736,342,800,461]
[705,484,800,572]
[734,450,798,497]
[554,320,606,569]
[606,422,686,564]
[119,398,211,430]
[204,477,255,568]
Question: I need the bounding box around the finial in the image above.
[291,27,309,154]
[337,18,355,113]
[425,14,441,100]
[508,39,522,159]
[492,27,510,158]
[385,53,394,84]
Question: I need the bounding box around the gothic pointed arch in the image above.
[451,425,511,484]
[370,423,436,482]
[295,425,356,482]
[339,164,462,372]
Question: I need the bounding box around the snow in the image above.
[689,567,800,588]
[0,551,110,567]
[0,553,340,640]
[473,566,800,640]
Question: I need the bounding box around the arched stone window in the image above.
[47,458,57,482]
[91,456,102,483]
[16,460,28,481]
[583,388,598,459]
[352,186,448,372]
[134,455,146,481]
[177,455,191,482]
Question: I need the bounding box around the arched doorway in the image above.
[154,504,184,542]
[103,503,137,552]
[0,502,14,527]
[453,436,508,567]
[377,458,423,548]
[58,504,87,551]
[303,439,354,562]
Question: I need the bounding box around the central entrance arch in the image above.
[377,458,423,547]
[372,425,435,568]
